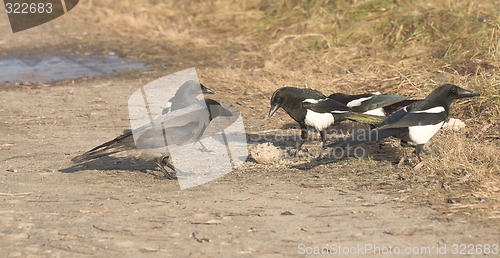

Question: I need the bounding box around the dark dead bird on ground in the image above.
[72,98,232,179]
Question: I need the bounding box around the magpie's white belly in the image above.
[408,121,444,144]
[363,108,385,117]
[304,110,335,131]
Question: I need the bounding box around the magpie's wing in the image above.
[328,93,371,106]
[302,98,350,113]
[303,88,327,99]
[355,94,409,112]
[346,112,385,124]
[376,107,447,130]
[375,107,408,128]
[382,99,420,115]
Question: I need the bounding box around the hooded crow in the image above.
[269,86,383,158]
[327,92,419,117]
[161,80,215,151]
[72,98,233,178]
[162,80,214,114]
[330,84,479,161]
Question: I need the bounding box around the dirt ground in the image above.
[1,2,500,257]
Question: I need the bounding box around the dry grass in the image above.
[22,0,499,203]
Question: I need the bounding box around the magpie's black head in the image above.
[269,87,326,118]
[176,80,214,98]
[205,99,233,120]
[427,84,480,102]
[269,87,287,118]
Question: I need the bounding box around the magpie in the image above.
[269,86,383,158]
[329,84,479,161]
[162,80,214,114]
[327,92,419,117]
[72,98,233,179]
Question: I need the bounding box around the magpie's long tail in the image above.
[346,112,385,125]
[328,128,402,149]
[71,130,136,163]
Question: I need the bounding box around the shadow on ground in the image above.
[59,156,157,174]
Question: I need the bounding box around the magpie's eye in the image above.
[275,97,282,103]
[451,86,457,93]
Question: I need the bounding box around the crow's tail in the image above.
[71,130,135,163]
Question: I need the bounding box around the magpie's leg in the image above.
[318,141,325,159]
[400,140,416,148]
[292,126,309,157]
[317,129,327,159]
[293,140,311,157]
[153,155,177,179]
[414,144,425,162]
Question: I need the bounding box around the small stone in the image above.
[250,142,281,164]
[6,167,18,173]
[443,118,466,131]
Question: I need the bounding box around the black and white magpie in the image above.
[330,84,479,161]
[268,87,382,158]
[327,92,418,117]
[72,98,232,178]
[162,80,214,114]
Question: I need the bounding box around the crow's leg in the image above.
[197,141,213,153]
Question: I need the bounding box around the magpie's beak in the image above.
[457,88,480,99]
[200,83,215,94]
[268,104,280,118]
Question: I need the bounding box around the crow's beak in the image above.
[200,83,215,94]
[219,106,233,117]
[456,88,480,99]
[268,104,280,118]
